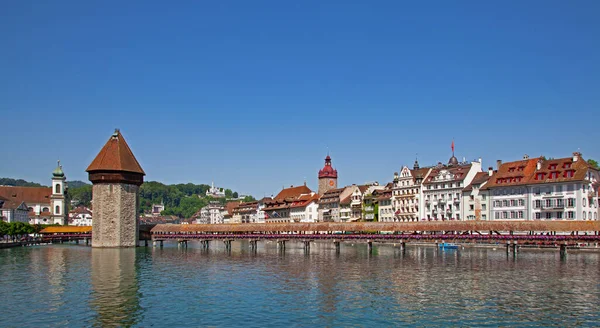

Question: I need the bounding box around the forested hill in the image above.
[1,177,253,219]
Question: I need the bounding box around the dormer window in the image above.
[508,167,516,173]
[536,173,545,180]
[549,164,558,170]
[518,166,525,171]
[564,170,575,178]
[563,162,572,169]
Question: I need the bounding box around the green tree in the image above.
[232,192,239,199]
[225,189,233,198]
[588,159,599,170]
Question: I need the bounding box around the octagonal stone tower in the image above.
[87,129,145,247]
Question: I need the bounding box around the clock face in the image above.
[329,180,335,186]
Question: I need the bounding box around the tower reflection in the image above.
[90,248,141,327]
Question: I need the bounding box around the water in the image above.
[1,242,599,327]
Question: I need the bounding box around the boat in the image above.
[438,242,459,250]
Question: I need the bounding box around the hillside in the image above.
[1,177,253,219]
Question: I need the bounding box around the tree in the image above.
[232,192,239,199]
[588,159,599,170]
[225,189,233,198]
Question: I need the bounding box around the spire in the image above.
[86,129,145,175]
[413,154,420,170]
[448,140,458,166]
[53,160,65,178]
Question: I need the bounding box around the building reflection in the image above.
[90,248,141,327]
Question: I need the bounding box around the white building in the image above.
[290,193,320,222]
[69,206,93,226]
[206,182,226,198]
[422,155,482,221]
[392,160,431,222]
[194,201,225,224]
[462,171,492,220]
[0,162,67,225]
[0,197,29,223]
[487,153,599,221]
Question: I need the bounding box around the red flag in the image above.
[451,140,455,153]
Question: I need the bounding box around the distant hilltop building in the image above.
[206,182,226,198]
[0,161,67,225]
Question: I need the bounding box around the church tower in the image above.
[50,161,67,225]
[318,155,338,196]
[87,129,145,247]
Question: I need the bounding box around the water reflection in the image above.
[90,248,141,327]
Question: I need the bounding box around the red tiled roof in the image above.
[0,186,51,205]
[411,167,431,181]
[290,193,320,208]
[358,185,369,193]
[528,156,592,185]
[86,130,145,175]
[0,199,26,210]
[274,185,312,200]
[463,172,492,191]
[339,195,351,205]
[69,206,92,215]
[424,164,473,184]
[225,201,241,216]
[484,158,539,188]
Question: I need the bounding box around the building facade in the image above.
[462,171,491,220]
[264,184,313,223]
[392,160,431,222]
[69,206,93,226]
[0,197,29,223]
[422,155,482,221]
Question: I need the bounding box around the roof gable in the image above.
[86,130,145,175]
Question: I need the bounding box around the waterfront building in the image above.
[290,193,320,222]
[318,155,338,196]
[0,162,67,225]
[461,171,492,220]
[422,149,482,220]
[0,196,29,223]
[68,206,93,226]
[193,201,226,224]
[392,160,431,222]
[205,182,226,198]
[264,184,312,223]
[486,152,599,220]
[377,185,394,222]
[232,197,270,223]
[318,187,354,222]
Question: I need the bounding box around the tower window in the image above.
[55,184,61,194]
[55,205,60,215]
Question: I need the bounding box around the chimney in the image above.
[496,160,502,170]
[478,157,482,163]
[537,159,542,170]
[488,167,494,176]
[573,152,581,162]
[523,154,529,159]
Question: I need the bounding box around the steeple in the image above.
[413,154,420,170]
[52,160,65,178]
[86,129,145,185]
[448,140,459,166]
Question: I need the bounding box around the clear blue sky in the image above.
[1,1,599,197]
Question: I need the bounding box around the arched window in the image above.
[42,207,49,213]
[55,205,60,215]
[55,184,61,194]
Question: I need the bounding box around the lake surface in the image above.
[1,241,599,327]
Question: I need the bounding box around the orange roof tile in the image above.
[463,172,492,191]
[484,158,539,189]
[0,186,51,205]
[86,129,145,175]
[274,185,312,200]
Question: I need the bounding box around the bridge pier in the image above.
[200,240,210,250]
[303,240,311,252]
[560,244,568,259]
[367,240,373,253]
[334,240,340,253]
[153,240,164,248]
[512,241,518,255]
[75,239,79,245]
[178,240,188,248]
[224,240,232,250]
[277,240,287,251]
[400,241,406,252]
[249,240,258,251]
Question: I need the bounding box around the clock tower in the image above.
[318,155,338,196]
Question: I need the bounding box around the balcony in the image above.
[364,206,374,212]
[453,198,460,204]
[438,199,446,205]
[541,204,565,210]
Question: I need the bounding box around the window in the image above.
[495,200,501,207]
[482,194,486,200]
[470,195,474,200]
[567,198,575,207]
[482,214,487,220]
[42,207,49,213]
[503,212,508,219]
[518,199,524,206]
[55,205,60,215]
[482,204,486,210]
[565,170,574,178]
[583,212,586,220]
[556,199,564,208]
[535,212,541,219]
[534,200,541,209]
[469,205,474,210]
[510,211,516,219]
[546,212,552,219]
[545,199,553,208]
[55,184,61,194]
[510,200,516,206]
[556,212,563,219]
[518,211,524,219]
[583,198,587,207]
[503,200,508,207]
[567,211,574,219]
[495,212,500,219]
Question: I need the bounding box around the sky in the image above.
[1,1,599,197]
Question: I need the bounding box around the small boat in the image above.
[438,242,459,250]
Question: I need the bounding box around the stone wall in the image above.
[92,183,139,247]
